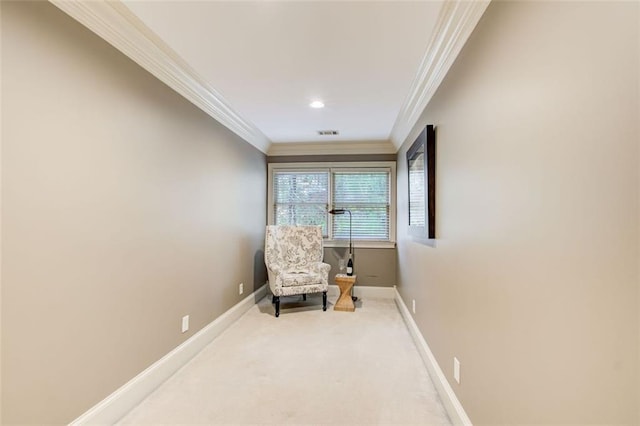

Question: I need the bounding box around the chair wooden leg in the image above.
[272,295,276,304]
[274,296,280,317]
[302,294,307,301]
[322,291,327,311]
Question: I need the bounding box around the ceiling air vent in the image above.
[317,130,339,136]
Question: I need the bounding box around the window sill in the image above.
[323,241,396,249]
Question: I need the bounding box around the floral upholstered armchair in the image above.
[265,225,331,317]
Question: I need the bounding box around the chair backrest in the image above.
[265,225,324,269]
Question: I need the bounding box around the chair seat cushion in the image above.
[280,271,323,287]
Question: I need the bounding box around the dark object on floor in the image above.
[272,292,327,317]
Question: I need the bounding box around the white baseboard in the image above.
[394,288,472,426]
[327,284,396,299]
[71,284,267,425]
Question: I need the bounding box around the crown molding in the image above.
[50,0,489,155]
[267,140,397,157]
[49,0,270,154]
[390,0,491,150]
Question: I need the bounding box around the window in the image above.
[333,171,390,240]
[268,162,396,247]
[273,171,329,236]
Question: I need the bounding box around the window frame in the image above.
[267,161,396,249]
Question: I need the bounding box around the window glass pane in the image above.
[274,204,328,231]
[273,171,329,235]
[332,171,390,240]
[333,172,389,204]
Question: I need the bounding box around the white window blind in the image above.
[332,170,390,241]
[273,171,329,236]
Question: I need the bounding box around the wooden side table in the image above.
[334,274,356,312]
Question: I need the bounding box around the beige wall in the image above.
[324,247,396,287]
[268,154,396,163]
[0,2,4,422]
[397,1,639,424]
[1,2,267,423]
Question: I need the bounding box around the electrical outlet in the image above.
[239,283,244,295]
[454,357,461,384]
[412,299,416,314]
[181,315,189,333]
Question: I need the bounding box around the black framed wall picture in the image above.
[407,124,436,240]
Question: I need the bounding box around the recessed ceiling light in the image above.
[309,100,325,109]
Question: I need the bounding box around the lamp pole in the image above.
[347,209,352,256]
[329,208,356,299]
[329,207,353,273]
[328,208,352,253]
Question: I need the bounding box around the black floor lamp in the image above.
[328,208,352,261]
[329,208,357,301]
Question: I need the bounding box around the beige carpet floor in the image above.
[117,293,451,425]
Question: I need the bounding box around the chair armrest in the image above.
[311,262,331,275]
[267,264,283,275]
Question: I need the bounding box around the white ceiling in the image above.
[51,0,490,154]
[123,1,442,145]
